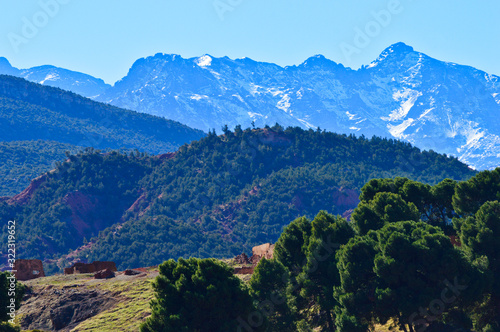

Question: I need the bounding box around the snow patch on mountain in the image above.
[92,45,500,169]
[196,55,212,67]
[4,42,498,170]
[0,62,110,98]
[383,89,421,121]
[39,73,60,85]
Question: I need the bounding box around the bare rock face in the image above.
[62,191,99,238]
[19,286,118,331]
[14,259,45,281]
[252,243,275,261]
[7,175,47,205]
[332,188,360,211]
[233,243,276,275]
[342,208,354,221]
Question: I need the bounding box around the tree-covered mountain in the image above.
[0,75,205,150]
[0,140,82,197]
[0,74,205,195]
[0,125,475,272]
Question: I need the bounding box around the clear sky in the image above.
[1,0,499,84]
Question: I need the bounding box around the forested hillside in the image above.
[139,168,500,332]
[0,126,475,273]
[239,167,500,331]
[0,75,205,195]
[0,141,82,196]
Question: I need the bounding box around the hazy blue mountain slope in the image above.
[0,57,110,98]
[0,75,205,195]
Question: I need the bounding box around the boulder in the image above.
[124,269,141,276]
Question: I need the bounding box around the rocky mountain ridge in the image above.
[2,43,499,169]
[0,57,110,98]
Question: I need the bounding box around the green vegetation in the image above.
[0,140,82,196]
[85,126,474,269]
[0,150,158,265]
[8,168,500,331]
[15,269,159,332]
[336,220,481,331]
[243,167,500,331]
[140,258,259,332]
[0,75,205,152]
[1,125,475,272]
[352,177,460,235]
[0,74,205,196]
[454,194,500,328]
[72,277,154,332]
[0,272,25,332]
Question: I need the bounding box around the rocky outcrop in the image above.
[124,269,142,276]
[126,191,147,214]
[252,243,275,260]
[64,261,117,275]
[14,259,45,281]
[342,209,354,221]
[7,174,47,205]
[19,285,119,331]
[449,235,461,247]
[233,243,275,275]
[257,130,292,147]
[62,191,100,237]
[157,152,177,161]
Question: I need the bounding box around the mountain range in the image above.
[0,57,110,98]
[2,42,499,170]
[0,75,205,195]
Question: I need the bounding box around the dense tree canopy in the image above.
[249,258,292,332]
[246,168,500,331]
[454,200,500,330]
[2,126,476,272]
[140,257,259,332]
[452,168,500,217]
[84,126,474,269]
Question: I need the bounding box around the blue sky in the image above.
[1,0,499,84]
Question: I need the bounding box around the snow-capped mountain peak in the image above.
[195,55,213,67]
[0,61,109,98]
[2,43,499,170]
[94,43,499,169]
